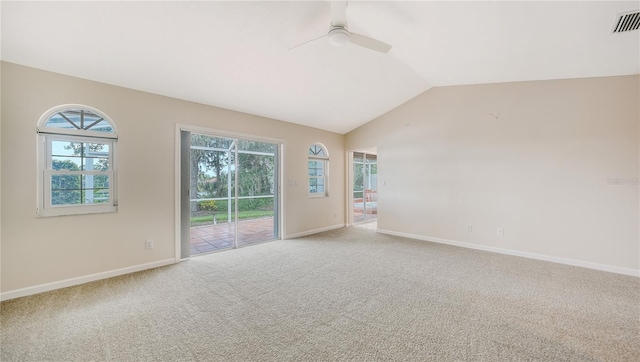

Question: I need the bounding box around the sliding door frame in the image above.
[174,124,284,261]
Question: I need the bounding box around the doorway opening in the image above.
[180,131,280,257]
[351,151,377,226]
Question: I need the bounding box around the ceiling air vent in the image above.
[612,10,640,33]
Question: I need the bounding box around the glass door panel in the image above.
[352,152,377,224]
[353,152,365,223]
[236,140,278,246]
[189,135,235,254]
[364,154,378,222]
[228,144,237,249]
[187,134,279,256]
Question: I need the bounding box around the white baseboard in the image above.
[285,224,345,239]
[376,229,640,278]
[0,258,176,301]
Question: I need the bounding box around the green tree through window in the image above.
[51,159,81,205]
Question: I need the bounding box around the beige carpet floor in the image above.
[1,227,639,361]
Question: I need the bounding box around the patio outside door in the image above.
[352,152,377,224]
[181,132,279,257]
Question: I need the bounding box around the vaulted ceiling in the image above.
[2,1,639,134]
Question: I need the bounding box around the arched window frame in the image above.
[308,143,329,198]
[36,104,118,217]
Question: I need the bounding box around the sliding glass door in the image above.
[352,152,377,224]
[182,132,279,257]
[236,140,278,246]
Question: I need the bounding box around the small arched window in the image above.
[308,143,329,197]
[37,105,118,216]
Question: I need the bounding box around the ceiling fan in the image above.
[290,1,392,53]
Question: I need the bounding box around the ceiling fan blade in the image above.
[349,32,392,53]
[330,1,347,27]
[288,33,327,51]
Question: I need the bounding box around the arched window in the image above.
[308,143,329,197]
[37,105,118,216]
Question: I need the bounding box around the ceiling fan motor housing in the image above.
[328,27,350,46]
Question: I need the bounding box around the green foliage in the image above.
[353,163,364,192]
[65,141,106,155]
[189,136,277,221]
[191,135,276,201]
[213,198,274,212]
[198,200,217,211]
[238,197,273,211]
[51,159,81,205]
[51,147,110,206]
[353,158,377,192]
[237,153,274,197]
[191,135,229,201]
[190,210,274,226]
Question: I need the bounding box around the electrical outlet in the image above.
[497,227,504,236]
[466,225,473,232]
[145,240,154,250]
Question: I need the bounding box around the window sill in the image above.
[37,205,117,217]
[309,193,328,199]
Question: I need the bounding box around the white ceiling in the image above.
[2,1,639,134]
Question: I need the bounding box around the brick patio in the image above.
[190,217,277,255]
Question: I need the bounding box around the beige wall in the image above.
[1,62,345,294]
[347,75,640,273]
[2,61,637,296]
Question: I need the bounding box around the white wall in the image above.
[346,75,639,275]
[0,62,345,295]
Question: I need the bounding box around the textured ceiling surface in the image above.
[2,1,639,134]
